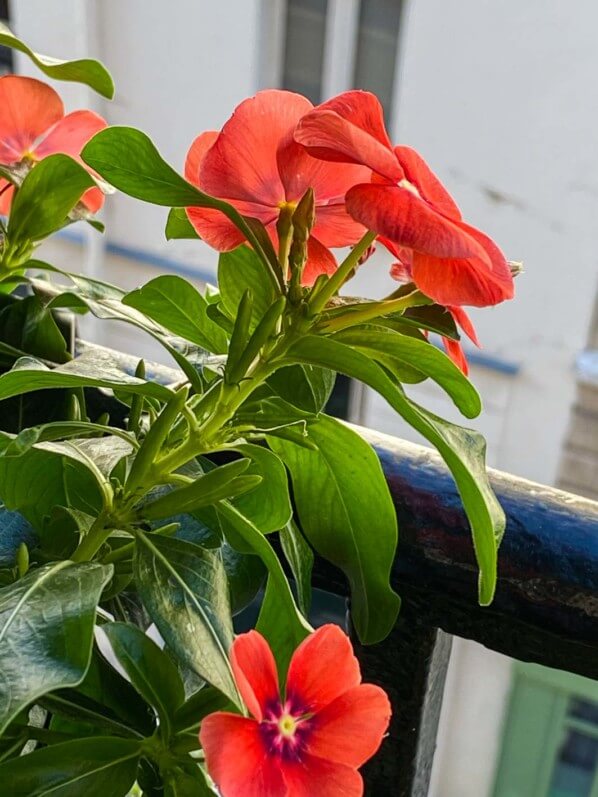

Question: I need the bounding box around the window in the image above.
[282,0,329,103]
[494,664,598,797]
[353,0,404,120]
[0,0,12,75]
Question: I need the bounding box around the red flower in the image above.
[0,75,107,215]
[184,90,370,285]
[295,90,514,307]
[386,236,480,374]
[199,624,391,796]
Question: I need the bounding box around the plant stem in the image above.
[318,290,432,333]
[309,230,377,315]
[70,513,113,563]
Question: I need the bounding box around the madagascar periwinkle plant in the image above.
[0,25,516,797]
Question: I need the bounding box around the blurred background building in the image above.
[7,1,598,794]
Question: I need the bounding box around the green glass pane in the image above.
[548,730,598,797]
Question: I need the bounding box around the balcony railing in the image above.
[79,340,598,797]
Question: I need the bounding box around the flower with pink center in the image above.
[199,624,391,796]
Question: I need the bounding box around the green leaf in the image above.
[173,686,234,735]
[288,335,504,604]
[102,623,185,739]
[217,503,310,675]
[0,294,70,364]
[0,22,114,98]
[224,444,292,533]
[279,520,313,617]
[269,415,400,643]
[0,433,110,532]
[331,325,481,418]
[8,155,95,243]
[218,246,277,331]
[0,561,112,734]
[267,364,335,413]
[164,764,216,796]
[0,351,173,403]
[134,532,239,706]
[43,647,155,739]
[165,208,200,240]
[123,276,227,354]
[0,736,140,796]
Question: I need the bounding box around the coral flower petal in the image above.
[33,110,107,160]
[395,146,462,221]
[286,625,360,713]
[230,631,280,722]
[277,133,371,205]
[200,90,312,206]
[80,186,105,213]
[282,753,364,797]
[0,76,63,164]
[443,337,469,375]
[0,181,14,215]
[346,184,485,261]
[200,713,286,797]
[412,221,514,307]
[312,202,366,249]
[449,306,480,347]
[307,684,392,768]
[295,91,400,183]
[302,236,338,286]
[185,131,218,186]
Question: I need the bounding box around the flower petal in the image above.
[286,625,361,713]
[230,631,280,722]
[295,90,400,182]
[282,753,363,797]
[0,76,63,164]
[277,133,371,205]
[449,306,480,347]
[302,236,337,287]
[0,181,14,215]
[346,184,484,260]
[395,146,462,221]
[312,202,366,248]
[200,89,311,206]
[200,713,286,797]
[306,684,391,768]
[185,131,218,186]
[80,186,105,213]
[443,337,469,375]
[412,222,514,307]
[33,110,107,160]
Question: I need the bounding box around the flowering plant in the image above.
[0,27,514,796]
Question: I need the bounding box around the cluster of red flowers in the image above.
[184,88,515,373]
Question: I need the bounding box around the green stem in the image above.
[309,230,377,315]
[70,513,113,563]
[318,290,431,333]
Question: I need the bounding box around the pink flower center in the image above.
[259,700,312,761]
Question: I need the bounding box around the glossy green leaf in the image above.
[217,503,310,675]
[165,208,200,240]
[0,351,173,403]
[102,623,185,739]
[173,686,235,735]
[332,325,481,418]
[134,532,239,705]
[0,561,112,734]
[218,246,277,331]
[7,155,95,244]
[224,443,292,533]
[279,520,313,617]
[0,294,70,364]
[0,432,110,531]
[124,275,227,354]
[164,764,215,796]
[0,22,114,98]
[269,415,400,642]
[288,335,504,604]
[0,736,140,796]
[43,647,155,739]
[267,364,336,413]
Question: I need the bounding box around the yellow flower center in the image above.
[278,714,297,738]
[398,178,421,198]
